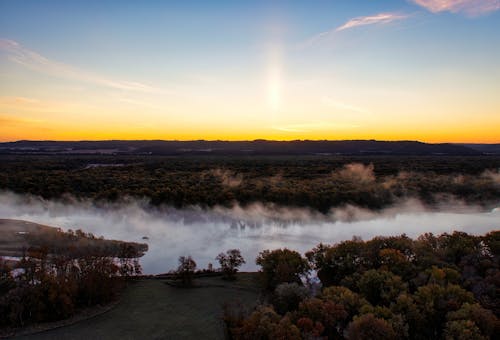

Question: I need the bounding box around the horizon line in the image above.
[1,139,499,145]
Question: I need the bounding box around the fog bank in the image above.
[0,192,498,274]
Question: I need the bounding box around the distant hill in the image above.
[0,140,485,156]
[458,144,500,155]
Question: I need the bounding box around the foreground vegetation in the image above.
[16,275,261,340]
[1,155,500,212]
[1,224,498,339]
[0,222,146,330]
[225,230,500,339]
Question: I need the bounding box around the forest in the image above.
[224,230,500,340]
[1,155,500,213]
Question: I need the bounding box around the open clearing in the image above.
[16,274,261,340]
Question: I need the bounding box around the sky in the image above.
[0,0,499,143]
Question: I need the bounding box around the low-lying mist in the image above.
[0,191,499,274]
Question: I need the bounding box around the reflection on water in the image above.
[0,193,499,274]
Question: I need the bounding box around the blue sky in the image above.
[1,0,499,141]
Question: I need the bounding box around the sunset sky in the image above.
[1,0,499,142]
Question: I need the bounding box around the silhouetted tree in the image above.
[216,249,245,280]
[176,256,197,287]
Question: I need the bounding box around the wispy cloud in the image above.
[301,12,408,47]
[336,12,409,32]
[410,0,500,16]
[0,39,171,94]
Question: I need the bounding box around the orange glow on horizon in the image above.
[1,122,499,144]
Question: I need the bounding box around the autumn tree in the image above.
[357,269,407,306]
[306,239,366,287]
[295,297,348,338]
[256,249,309,290]
[216,249,245,280]
[321,286,368,321]
[445,303,499,339]
[413,283,475,338]
[346,313,397,340]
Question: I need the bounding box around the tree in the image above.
[295,297,348,338]
[306,239,366,287]
[272,282,309,315]
[446,303,499,339]
[296,317,325,339]
[216,249,245,280]
[321,286,368,320]
[231,305,281,340]
[176,256,197,287]
[256,249,309,290]
[443,320,486,340]
[413,284,475,338]
[346,313,397,340]
[357,269,407,306]
[378,248,415,279]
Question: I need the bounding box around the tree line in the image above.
[1,155,500,213]
[0,229,145,329]
[223,230,499,339]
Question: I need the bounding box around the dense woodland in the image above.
[0,228,145,329]
[1,155,500,213]
[225,231,500,340]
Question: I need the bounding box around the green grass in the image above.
[17,273,261,340]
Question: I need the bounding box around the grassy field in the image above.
[16,273,261,340]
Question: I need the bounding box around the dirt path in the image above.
[16,275,260,340]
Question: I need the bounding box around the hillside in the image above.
[0,219,148,258]
[460,144,500,155]
[0,140,483,156]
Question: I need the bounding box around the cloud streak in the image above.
[410,0,500,16]
[336,12,408,32]
[0,39,171,94]
[302,12,408,47]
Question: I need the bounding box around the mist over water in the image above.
[0,191,499,274]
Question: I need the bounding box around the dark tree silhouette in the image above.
[216,249,245,280]
[176,256,197,287]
